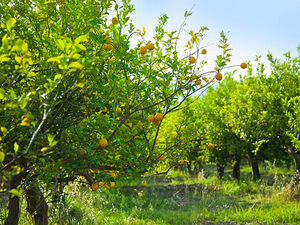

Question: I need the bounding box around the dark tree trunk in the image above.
[4,174,22,225]
[187,163,192,175]
[287,146,300,186]
[216,163,225,179]
[25,183,48,225]
[232,157,241,179]
[247,150,260,180]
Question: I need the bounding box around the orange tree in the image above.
[0,0,237,224]
[224,52,299,181]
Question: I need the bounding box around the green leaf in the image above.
[1,127,7,135]
[8,189,21,197]
[46,56,62,63]
[76,82,85,88]
[69,62,83,70]
[0,152,5,162]
[56,39,65,51]
[0,55,10,63]
[14,142,19,153]
[47,134,58,147]
[74,35,88,44]
[0,88,5,99]
[6,18,16,32]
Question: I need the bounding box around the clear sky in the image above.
[130,0,300,73]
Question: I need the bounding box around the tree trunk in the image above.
[187,163,192,175]
[287,146,300,186]
[248,150,260,180]
[25,183,48,225]
[216,163,225,179]
[4,174,22,225]
[232,157,241,179]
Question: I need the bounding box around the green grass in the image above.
[2,164,300,225]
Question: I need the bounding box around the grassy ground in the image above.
[1,164,300,225]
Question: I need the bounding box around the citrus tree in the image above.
[0,0,241,224]
[224,51,299,181]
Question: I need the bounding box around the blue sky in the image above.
[130,0,300,72]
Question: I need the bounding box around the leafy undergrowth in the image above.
[8,165,300,224]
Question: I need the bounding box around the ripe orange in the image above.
[103,106,107,113]
[99,181,105,187]
[99,138,108,148]
[153,119,160,126]
[110,182,115,188]
[240,62,247,69]
[91,183,99,191]
[104,183,110,189]
[208,143,214,149]
[139,46,147,54]
[154,113,163,121]
[201,49,207,55]
[116,107,122,114]
[80,149,87,156]
[178,160,185,165]
[215,73,222,81]
[112,17,118,24]
[195,79,201,85]
[189,56,196,64]
[147,43,155,51]
[147,115,154,123]
[138,192,143,197]
[103,43,113,51]
[159,155,166,160]
[109,58,114,62]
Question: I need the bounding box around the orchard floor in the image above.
[2,164,300,225]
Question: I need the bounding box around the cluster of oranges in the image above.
[139,43,155,55]
[91,181,115,191]
[147,112,164,126]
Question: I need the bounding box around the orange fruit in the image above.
[160,155,166,160]
[103,43,113,51]
[240,62,247,69]
[153,118,160,126]
[189,56,196,64]
[99,181,105,187]
[208,143,214,149]
[91,183,99,191]
[109,58,114,62]
[104,183,110,189]
[103,106,107,113]
[80,149,87,156]
[99,138,108,148]
[215,72,222,81]
[139,46,147,54]
[147,43,155,51]
[138,192,143,197]
[195,79,201,85]
[147,115,154,123]
[178,160,185,165]
[110,182,115,188]
[201,49,207,55]
[154,113,163,121]
[112,17,118,24]
[116,107,122,114]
